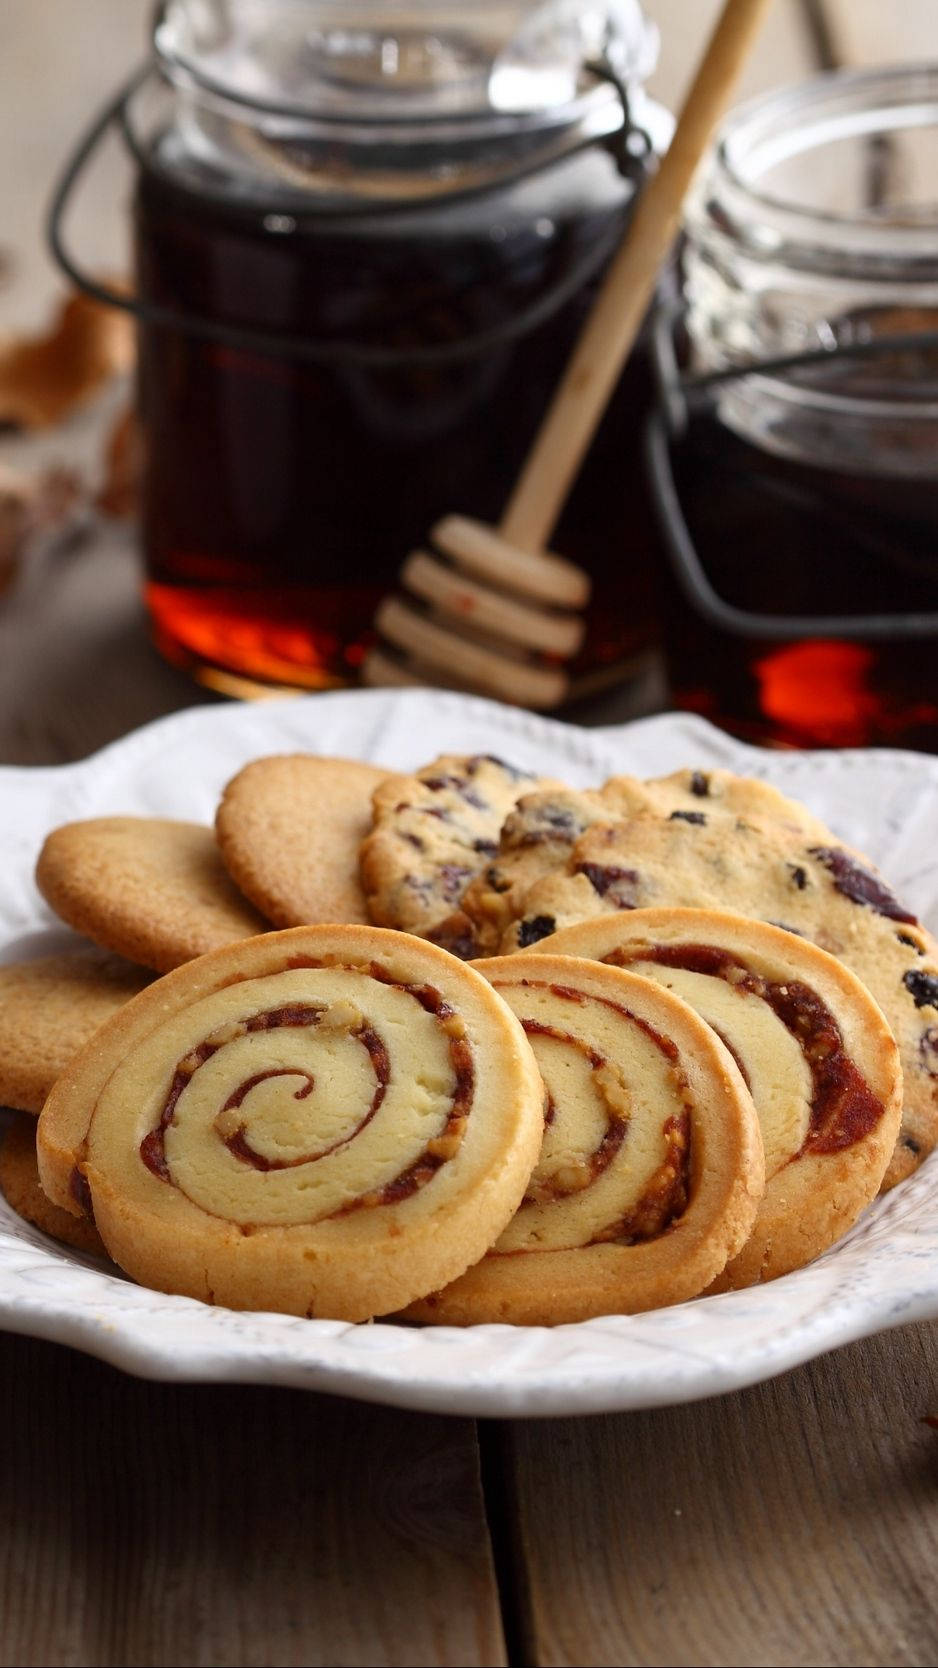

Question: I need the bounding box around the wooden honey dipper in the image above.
[362,0,773,709]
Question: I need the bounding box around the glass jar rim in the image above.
[153,0,657,140]
[703,62,938,266]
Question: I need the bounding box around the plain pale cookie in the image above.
[37,924,545,1321]
[36,818,269,974]
[535,909,902,1286]
[216,755,399,929]
[360,753,553,956]
[0,1114,107,1256]
[0,946,152,1112]
[406,953,763,1326]
[505,806,937,1190]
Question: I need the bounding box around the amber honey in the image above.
[653,413,938,751]
[135,144,661,695]
[658,64,938,751]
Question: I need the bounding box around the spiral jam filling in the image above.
[134,963,476,1218]
[492,980,693,1249]
[603,943,884,1156]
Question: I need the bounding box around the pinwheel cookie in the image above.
[36,925,545,1321]
[407,953,764,1326]
[536,910,903,1287]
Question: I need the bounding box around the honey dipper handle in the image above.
[499,0,773,554]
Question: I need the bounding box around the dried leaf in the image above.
[0,288,134,430]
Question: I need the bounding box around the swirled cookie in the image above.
[216,755,401,929]
[535,909,902,1286]
[36,818,268,973]
[359,753,554,957]
[0,1114,107,1256]
[0,947,152,1112]
[504,808,937,1189]
[406,953,763,1325]
[36,925,545,1320]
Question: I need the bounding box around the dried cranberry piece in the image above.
[669,810,706,825]
[472,838,498,856]
[517,804,580,846]
[897,931,924,953]
[904,970,938,1010]
[423,773,488,810]
[70,1165,95,1218]
[919,1027,938,1075]
[472,755,531,781]
[485,867,512,894]
[438,863,474,902]
[576,863,639,906]
[689,772,710,797]
[808,847,918,924]
[517,915,557,947]
[428,914,478,960]
[788,865,808,890]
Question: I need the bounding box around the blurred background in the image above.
[1,0,936,760]
[0,0,932,334]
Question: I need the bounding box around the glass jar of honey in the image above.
[647,64,938,752]
[53,0,670,698]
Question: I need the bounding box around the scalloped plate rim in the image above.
[0,686,936,1418]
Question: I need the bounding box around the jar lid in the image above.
[155,0,658,128]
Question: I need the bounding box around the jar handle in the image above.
[46,59,154,322]
[644,403,938,643]
[647,297,938,642]
[46,63,638,370]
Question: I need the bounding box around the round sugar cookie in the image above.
[36,818,269,973]
[216,755,399,929]
[406,953,764,1326]
[504,805,937,1189]
[36,925,545,1321]
[534,910,903,1287]
[0,1114,107,1256]
[0,947,152,1112]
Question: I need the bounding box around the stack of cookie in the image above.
[0,748,931,1326]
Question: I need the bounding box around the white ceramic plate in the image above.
[1,688,937,1417]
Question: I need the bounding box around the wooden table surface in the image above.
[0,530,937,1668]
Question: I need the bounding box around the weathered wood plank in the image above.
[0,1333,506,1668]
[500,1322,938,1668]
